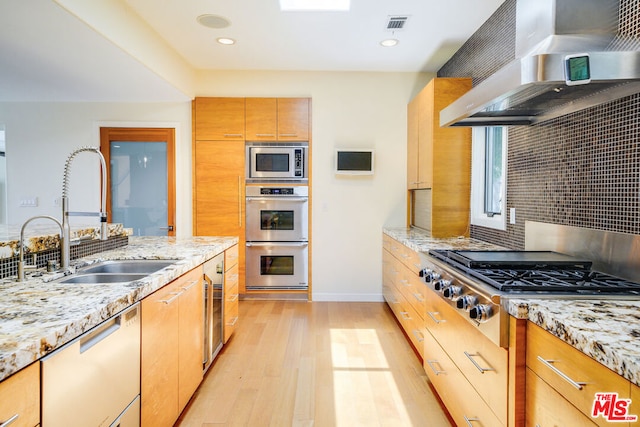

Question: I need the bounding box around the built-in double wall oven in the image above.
[245,185,308,291]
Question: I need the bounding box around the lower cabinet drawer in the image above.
[425,288,508,423]
[424,330,504,427]
[526,322,630,425]
[526,367,597,427]
[0,362,40,427]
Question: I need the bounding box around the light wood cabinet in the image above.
[423,328,505,427]
[526,322,631,427]
[245,97,310,141]
[407,78,472,237]
[194,97,245,141]
[0,362,39,427]
[382,234,425,358]
[224,244,239,343]
[141,267,203,427]
[193,140,245,292]
[424,283,508,425]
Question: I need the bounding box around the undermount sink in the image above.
[58,273,149,284]
[80,260,178,274]
[57,260,178,284]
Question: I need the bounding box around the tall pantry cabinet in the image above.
[192,97,311,296]
[407,78,472,237]
[193,98,247,291]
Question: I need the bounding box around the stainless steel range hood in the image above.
[440,0,640,127]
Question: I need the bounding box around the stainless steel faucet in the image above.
[61,147,108,269]
[18,215,63,281]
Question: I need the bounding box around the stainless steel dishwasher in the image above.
[41,303,141,427]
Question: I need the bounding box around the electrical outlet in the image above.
[510,207,516,224]
[19,197,38,207]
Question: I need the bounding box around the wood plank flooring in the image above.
[176,300,453,427]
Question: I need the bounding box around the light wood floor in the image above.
[176,300,453,427]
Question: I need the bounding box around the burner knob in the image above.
[469,304,493,323]
[456,295,478,311]
[443,286,462,300]
[433,279,451,292]
[420,269,441,283]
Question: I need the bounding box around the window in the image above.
[470,126,507,230]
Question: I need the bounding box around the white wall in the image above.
[1,69,432,301]
[0,102,192,232]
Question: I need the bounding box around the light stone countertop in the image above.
[383,226,505,252]
[507,299,640,387]
[0,235,238,382]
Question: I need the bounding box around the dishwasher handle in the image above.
[79,304,138,354]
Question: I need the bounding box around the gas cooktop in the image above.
[429,249,640,294]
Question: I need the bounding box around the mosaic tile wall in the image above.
[438,0,640,249]
[0,236,128,279]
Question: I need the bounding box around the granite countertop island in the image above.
[0,235,238,382]
[384,226,640,387]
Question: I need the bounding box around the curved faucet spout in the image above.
[18,215,63,281]
[61,146,109,269]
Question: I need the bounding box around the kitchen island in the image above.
[0,235,238,382]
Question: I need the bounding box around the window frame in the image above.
[470,126,507,230]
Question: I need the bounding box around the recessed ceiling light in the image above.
[380,39,399,47]
[279,0,350,11]
[197,14,231,29]
[217,37,236,45]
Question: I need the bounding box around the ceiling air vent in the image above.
[386,16,409,31]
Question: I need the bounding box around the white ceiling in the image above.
[0,0,505,102]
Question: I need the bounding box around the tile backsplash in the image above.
[438,0,640,249]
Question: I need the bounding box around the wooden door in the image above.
[177,267,204,412]
[194,98,245,141]
[246,98,277,141]
[100,127,176,236]
[277,98,309,141]
[141,282,180,427]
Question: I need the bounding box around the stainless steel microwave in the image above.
[246,143,308,182]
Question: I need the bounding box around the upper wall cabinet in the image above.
[245,98,310,141]
[194,97,246,141]
[407,78,472,190]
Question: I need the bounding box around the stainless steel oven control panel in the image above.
[421,253,508,348]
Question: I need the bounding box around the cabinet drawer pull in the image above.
[411,329,424,342]
[463,416,480,426]
[181,280,199,291]
[255,134,275,137]
[0,414,19,427]
[536,356,586,390]
[426,360,445,376]
[227,294,239,302]
[159,291,181,305]
[464,351,495,373]
[399,279,410,287]
[427,311,445,324]
[279,133,298,137]
[412,293,424,302]
[224,133,243,137]
[227,316,239,326]
[399,311,412,320]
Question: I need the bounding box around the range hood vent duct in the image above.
[440,0,640,127]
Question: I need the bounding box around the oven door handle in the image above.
[246,242,309,247]
[246,197,308,202]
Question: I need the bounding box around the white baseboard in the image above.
[311,293,384,302]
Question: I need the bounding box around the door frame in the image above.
[99,127,176,236]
